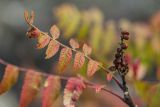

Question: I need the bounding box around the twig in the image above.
[0,58,126,104]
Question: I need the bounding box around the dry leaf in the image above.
[73,52,85,71]
[50,25,60,39]
[69,38,79,49]
[37,34,50,49]
[83,43,92,55]
[0,64,19,95]
[42,76,61,107]
[87,60,99,77]
[58,48,72,72]
[45,40,60,59]
[20,70,42,107]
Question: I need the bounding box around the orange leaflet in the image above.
[0,64,19,95]
[20,70,42,107]
[37,34,50,49]
[69,38,79,49]
[87,59,99,77]
[45,40,60,59]
[50,25,60,39]
[82,43,92,55]
[58,48,72,72]
[73,52,85,71]
[42,76,61,107]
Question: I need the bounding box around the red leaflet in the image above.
[37,34,50,49]
[50,25,60,39]
[45,40,60,59]
[58,48,72,73]
[87,60,99,77]
[69,38,79,49]
[63,78,86,107]
[73,52,85,71]
[106,73,113,81]
[82,43,92,55]
[20,70,42,107]
[42,76,61,107]
[0,64,19,95]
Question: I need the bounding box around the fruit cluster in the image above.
[109,31,129,75]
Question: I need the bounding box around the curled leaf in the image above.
[0,64,19,95]
[82,43,92,55]
[20,70,42,107]
[87,60,99,77]
[63,77,86,107]
[73,52,85,71]
[45,40,60,59]
[37,34,50,49]
[26,27,40,39]
[50,25,60,39]
[69,38,79,49]
[58,48,72,73]
[42,76,61,107]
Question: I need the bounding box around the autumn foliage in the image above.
[0,11,115,107]
[1,9,160,107]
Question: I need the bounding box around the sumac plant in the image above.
[0,11,137,107]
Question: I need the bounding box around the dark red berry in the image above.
[113,59,118,65]
[121,35,129,40]
[115,53,121,58]
[121,31,129,35]
[117,48,122,52]
[117,58,121,63]
[114,58,121,65]
[123,61,127,66]
[121,43,128,49]
[108,66,116,71]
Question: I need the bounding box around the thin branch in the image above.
[84,81,124,102]
[0,58,126,104]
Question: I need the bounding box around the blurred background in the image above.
[0,0,160,107]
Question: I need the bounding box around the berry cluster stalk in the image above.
[109,31,135,107]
